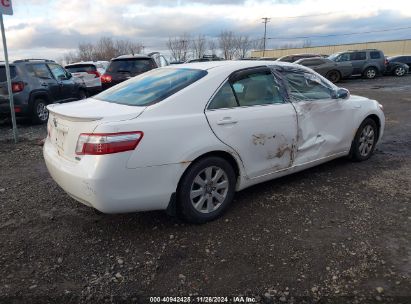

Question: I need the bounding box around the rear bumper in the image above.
[43,138,183,213]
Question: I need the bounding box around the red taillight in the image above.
[101,74,112,83]
[12,82,24,93]
[75,131,143,155]
[14,106,22,113]
[87,70,101,78]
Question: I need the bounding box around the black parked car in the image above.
[101,52,169,90]
[0,59,87,124]
[384,56,410,76]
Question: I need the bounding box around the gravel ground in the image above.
[0,75,410,303]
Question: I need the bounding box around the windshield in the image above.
[95,68,208,106]
[328,53,340,61]
[65,64,97,73]
[0,66,17,82]
[106,59,155,75]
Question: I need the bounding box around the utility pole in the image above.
[261,17,270,57]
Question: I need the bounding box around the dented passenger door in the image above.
[278,68,354,165]
[205,67,298,179]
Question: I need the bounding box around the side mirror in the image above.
[58,74,67,81]
[67,72,72,79]
[335,88,350,99]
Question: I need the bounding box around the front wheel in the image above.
[177,157,236,223]
[350,118,378,161]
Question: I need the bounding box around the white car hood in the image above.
[47,98,146,122]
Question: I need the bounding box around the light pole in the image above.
[261,17,271,57]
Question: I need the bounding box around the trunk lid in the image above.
[47,98,146,161]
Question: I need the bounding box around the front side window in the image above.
[281,69,334,101]
[48,63,68,79]
[231,69,285,107]
[95,68,207,106]
[336,53,350,62]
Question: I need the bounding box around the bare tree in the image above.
[236,35,252,59]
[208,39,218,55]
[167,34,190,62]
[190,34,207,59]
[77,43,95,61]
[218,31,237,60]
[115,39,144,56]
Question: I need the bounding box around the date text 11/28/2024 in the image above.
[149,296,257,303]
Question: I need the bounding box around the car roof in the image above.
[65,61,100,66]
[162,60,301,74]
[113,54,152,60]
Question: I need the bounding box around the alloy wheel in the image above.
[358,125,375,157]
[366,69,376,79]
[395,67,405,76]
[37,102,49,122]
[190,166,229,214]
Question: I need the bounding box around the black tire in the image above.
[31,98,49,124]
[78,90,88,100]
[177,156,236,224]
[350,118,378,161]
[326,70,341,83]
[394,66,406,77]
[363,67,377,79]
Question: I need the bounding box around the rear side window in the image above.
[26,64,53,79]
[95,68,207,106]
[208,82,237,110]
[65,64,97,73]
[0,66,17,81]
[370,51,381,59]
[106,59,155,75]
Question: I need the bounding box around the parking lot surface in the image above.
[0,75,410,303]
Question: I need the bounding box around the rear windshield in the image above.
[0,66,17,82]
[95,68,208,106]
[65,64,97,73]
[106,58,155,74]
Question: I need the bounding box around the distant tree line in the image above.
[62,37,144,64]
[167,31,264,62]
[61,34,313,64]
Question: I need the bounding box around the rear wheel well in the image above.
[176,151,240,194]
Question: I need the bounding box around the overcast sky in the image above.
[2,0,411,60]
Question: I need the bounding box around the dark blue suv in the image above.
[0,59,87,124]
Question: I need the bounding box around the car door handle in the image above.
[217,117,238,125]
[41,83,48,87]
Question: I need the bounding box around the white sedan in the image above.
[43,61,385,223]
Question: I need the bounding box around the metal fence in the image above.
[251,39,411,58]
